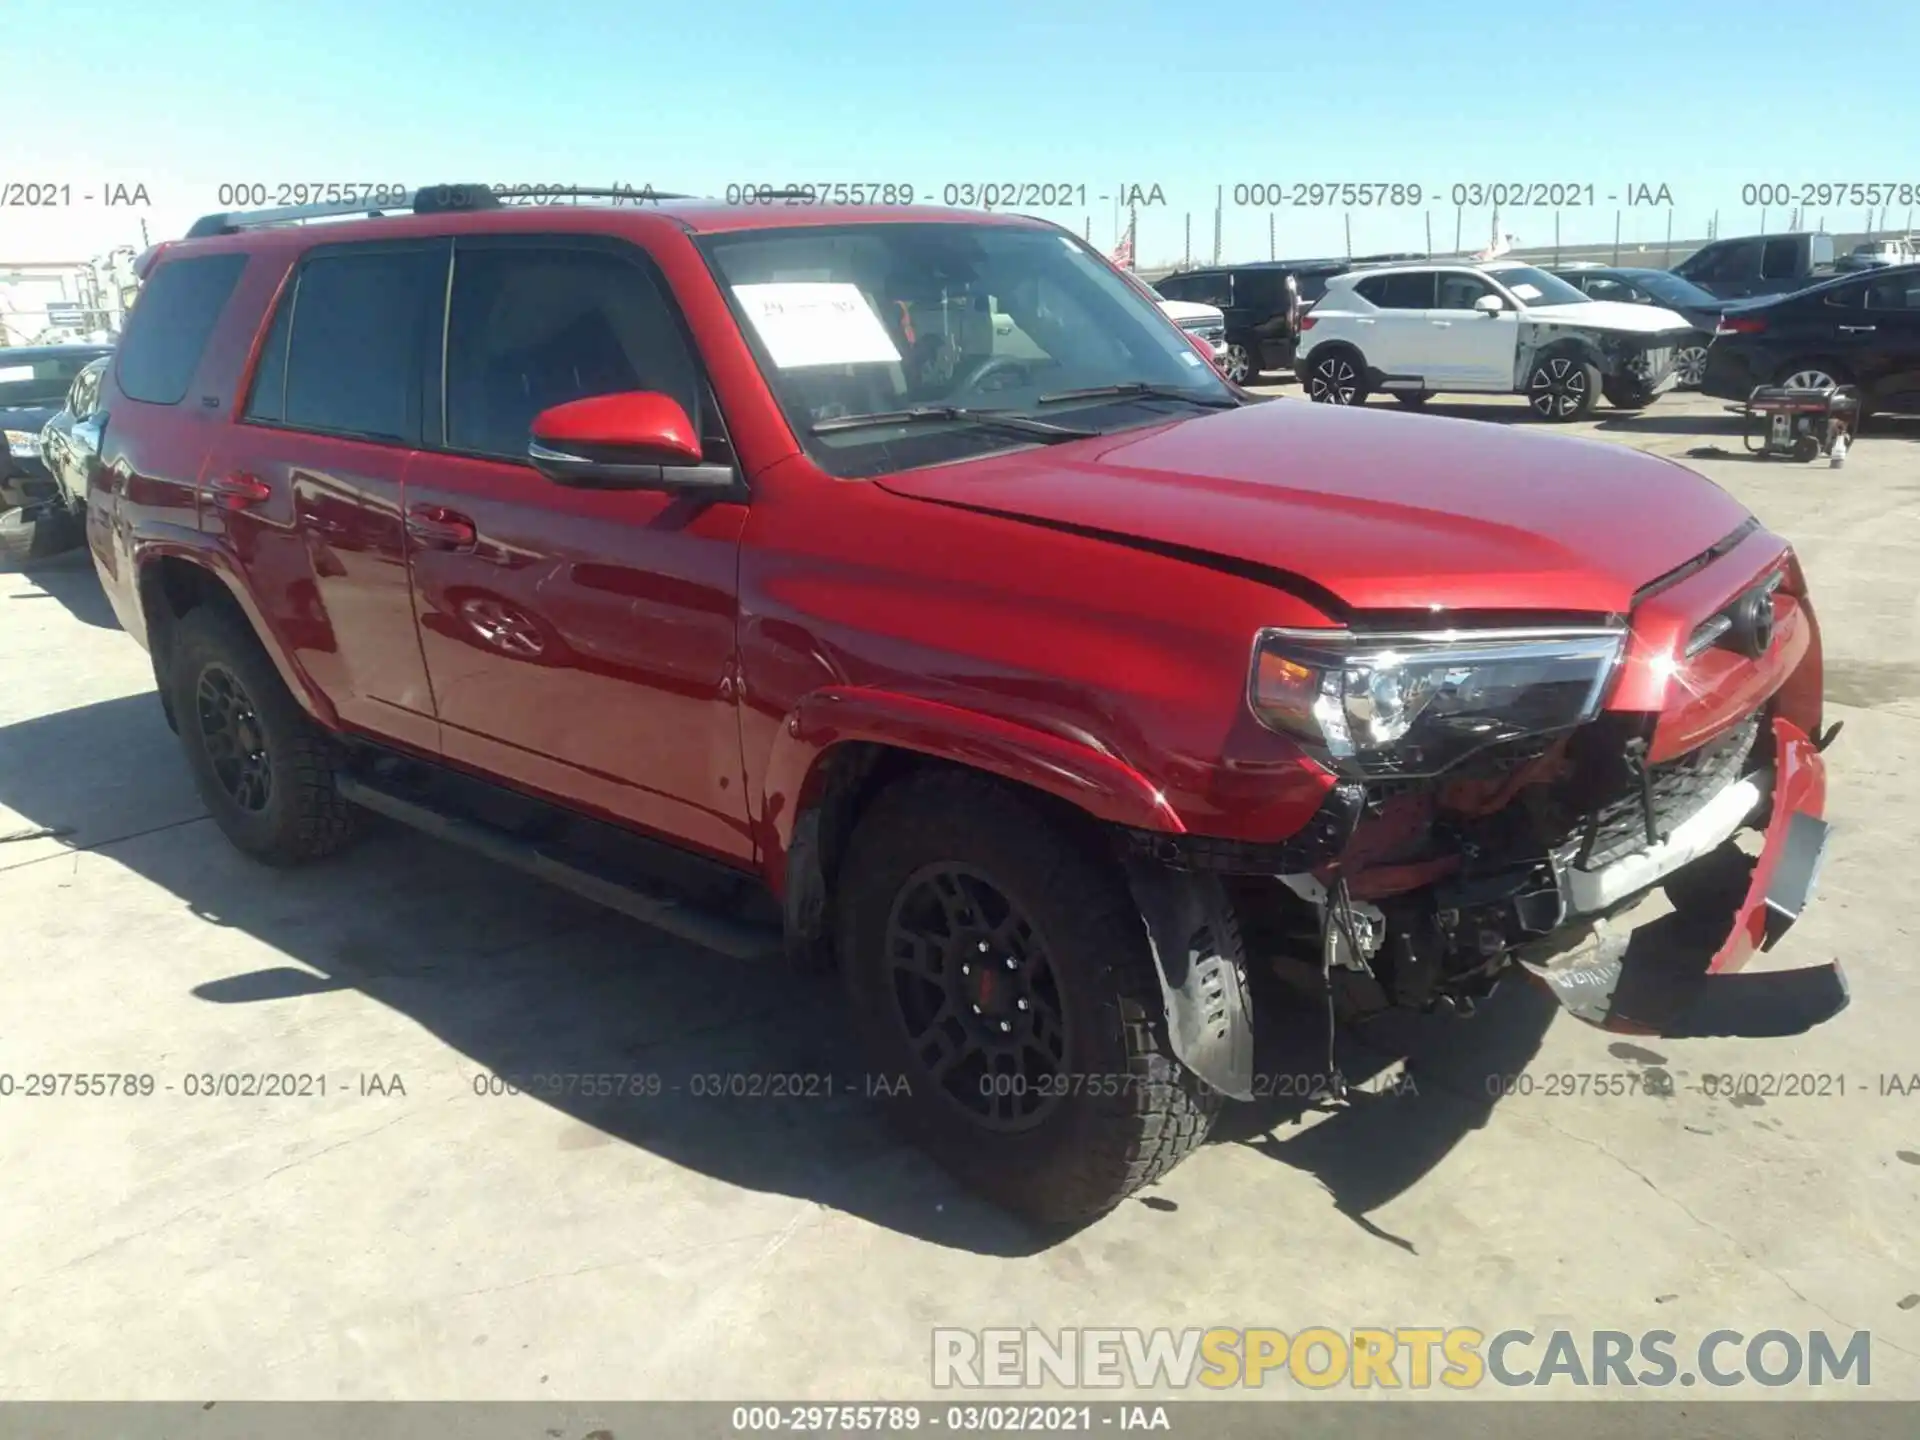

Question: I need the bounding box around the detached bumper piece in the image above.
[1516,717,1845,1037]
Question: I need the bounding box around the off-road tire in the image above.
[1527,352,1601,421]
[0,505,81,568]
[836,771,1220,1223]
[169,604,355,866]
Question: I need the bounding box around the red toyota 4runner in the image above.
[89,186,1838,1223]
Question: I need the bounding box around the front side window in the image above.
[1760,239,1801,279]
[1865,275,1920,311]
[1436,273,1496,309]
[282,247,443,443]
[444,245,703,461]
[699,222,1233,478]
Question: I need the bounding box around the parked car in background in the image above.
[0,342,115,562]
[1550,266,1732,387]
[40,354,111,518]
[1156,260,1347,384]
[87,187,1836,1223]
[1296,260,1695,418]
[1151,293,1231,369]
[1702,263,1920,419]
[1835,237,1917,273]
[1670,232,1836,300]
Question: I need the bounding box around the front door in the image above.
[402,237,754,862]
[1429,270,1518,389]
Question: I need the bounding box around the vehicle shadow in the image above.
[1,547,119,630]
[0,691,1782,1254]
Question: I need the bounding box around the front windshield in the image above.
[1489,266,1590,307]
[1630,271,1719,308]
[699,222,1232,477]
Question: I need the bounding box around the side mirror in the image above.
[1473,294,1505,314]
[528,391,738,494]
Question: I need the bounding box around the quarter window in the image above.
[116,253,246,405]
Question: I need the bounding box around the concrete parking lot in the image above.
[2,390,1917,1401]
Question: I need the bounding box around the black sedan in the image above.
[0,344,113,561]
[1550,266,1730,387]
[1700,264,1920,420]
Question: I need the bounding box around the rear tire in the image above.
[1602,376,1657,410]
[1221,342,1258,386]
[1775,360,1850,392]
[836,771,1219,1223]
[1672,340,1710,389]
[1527,353,1600,421]
[168,604,356,866]
[1306,348,1370,406]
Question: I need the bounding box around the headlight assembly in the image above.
[5,429,41,458]
[1249,626,1626,778]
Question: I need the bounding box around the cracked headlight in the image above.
[1249,627,1627,778]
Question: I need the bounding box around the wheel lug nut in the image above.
[961,964,970,975]
[972,1004,982,1014]
[999,1021,1011,1033]
[1016,998,1028,1011]
[978,941,989,952]
[1004,957,1016,970]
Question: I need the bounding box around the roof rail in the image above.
[183,183,699,238]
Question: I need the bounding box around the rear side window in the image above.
[1355,272,1435,309]
[116,253,246,405]
[443,244,702,461]
[283,248,444,443]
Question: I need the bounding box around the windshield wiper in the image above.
[808,405,1097,441]
[1036,382,1240,409]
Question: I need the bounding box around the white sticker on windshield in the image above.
[732,282,902,369]
[1178,350,1203,366]
[0,366,36,384]
[1509,283,1543,300]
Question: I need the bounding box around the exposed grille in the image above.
[1569,713,1761,871]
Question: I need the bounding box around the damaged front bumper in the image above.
[1517,715,1841,1032]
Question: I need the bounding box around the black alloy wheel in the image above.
[884,862,1070,1131]
[195,662,273,813]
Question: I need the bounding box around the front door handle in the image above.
[1431,319,1452,327]
[405,504,477,550]
[1837,325,1877,334]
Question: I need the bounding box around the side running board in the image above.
[335,773,783,962]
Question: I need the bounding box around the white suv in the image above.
[1293,260,1698,420]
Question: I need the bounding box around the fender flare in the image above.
[132,532,342,730]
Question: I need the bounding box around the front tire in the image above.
[168,604,356,866]
[1306,349,1369,406]
[836,772,1219,1224]
[1527,353,1600,421]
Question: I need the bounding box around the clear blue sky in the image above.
[12,0,1920,265]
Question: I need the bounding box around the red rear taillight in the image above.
[1716,314,1768,336]
[1298,315,1318,331]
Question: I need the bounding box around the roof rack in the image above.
[183,183,698,238]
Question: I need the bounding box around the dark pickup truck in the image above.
[1670,232,1836,301]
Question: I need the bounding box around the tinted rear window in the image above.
[1355,272,1435,308]
[283,248,443,443]
[116,253,247,405]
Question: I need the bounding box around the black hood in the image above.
[0,402,59,430]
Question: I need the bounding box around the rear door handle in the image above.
[205,471,273,511]
[1837,325,1876,334]
[1431,320,1452,327]
[405,504,477,550]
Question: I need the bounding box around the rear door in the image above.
[1351,270,1437,375]
[199,240,447,751]
[1428,270,1517,388]
[401,236,753,862]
